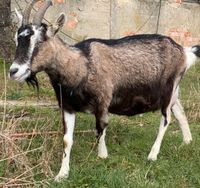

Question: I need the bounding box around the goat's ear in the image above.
[47,13,66,37]
[15,8,23,27]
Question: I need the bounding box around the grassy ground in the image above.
[1,59,200,187]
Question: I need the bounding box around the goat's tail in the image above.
[184,45,200,69]
[192,45,200,57]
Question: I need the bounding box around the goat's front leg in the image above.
[96,111,109,159]
[55,111,75,182]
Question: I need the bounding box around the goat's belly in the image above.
[109,96,160,116]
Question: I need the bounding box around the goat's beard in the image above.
[26,73,39,92]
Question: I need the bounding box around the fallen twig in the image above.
[7,131,61,139]
[0,146,43,163]
[3,129,95,139]
[1,182,36,187]
[0,100,57,108]
[5,163,42,185]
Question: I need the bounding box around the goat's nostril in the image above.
[10,68,19,76]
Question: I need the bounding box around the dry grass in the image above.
[0,107,97,187]
[0,109,59,187]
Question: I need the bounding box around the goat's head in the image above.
[9,0,65,85]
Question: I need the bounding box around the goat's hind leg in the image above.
[172,99,192,144]
[55,111,75,181]
[148,109,171,161]
[148,93,192,161]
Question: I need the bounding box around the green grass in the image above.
[1,59,200,187]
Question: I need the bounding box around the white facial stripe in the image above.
[32,26,43,42]
[19,26,42,64]
[18,29,31,37]
[27,26,42,60]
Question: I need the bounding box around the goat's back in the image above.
[75,34,185,87]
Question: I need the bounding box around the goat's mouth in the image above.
[15,69,31,82]
[9,68,31,82]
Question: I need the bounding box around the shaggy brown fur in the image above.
[32,35,186,120]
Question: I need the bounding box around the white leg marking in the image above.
[98,128,108,159]
[148,116,167,161]
[148,85,181,161]
[172,100,192,144]
[55,112,75,182]
[148,108,171,161]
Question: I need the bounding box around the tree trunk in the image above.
[0,0,13,62]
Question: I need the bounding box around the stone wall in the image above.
[11,0,200,46]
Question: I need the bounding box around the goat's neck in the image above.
[32,37,88,87]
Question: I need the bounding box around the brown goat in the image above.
[9,0,200,181]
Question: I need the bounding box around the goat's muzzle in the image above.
[9,63,31,82]
[9,68,19,77]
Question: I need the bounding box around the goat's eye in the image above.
[18,29,33,38]
[24,30,32,36]
[26,30,31,35]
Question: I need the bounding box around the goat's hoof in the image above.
[54,173,68,182]
[184,138,192,145]
[98,149,108,159]
[98,153,108,159]
[147,154,157,161]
